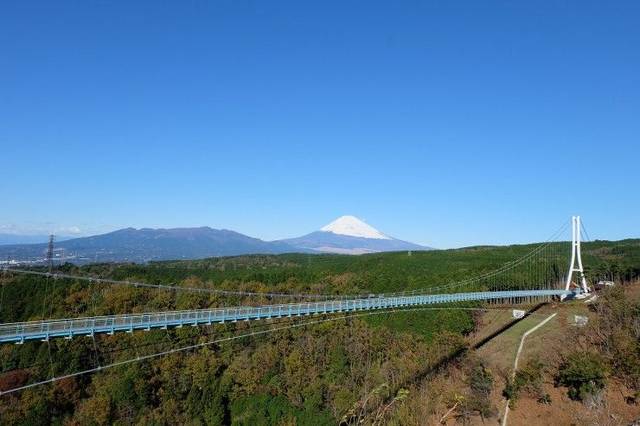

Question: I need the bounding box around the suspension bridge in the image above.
[0,216,592,394]
[0,289,572,344]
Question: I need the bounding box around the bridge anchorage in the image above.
[0,216,591,344]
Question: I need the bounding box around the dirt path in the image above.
[501,312,557,426]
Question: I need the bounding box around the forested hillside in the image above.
[0,239,639,425]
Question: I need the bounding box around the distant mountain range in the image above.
[0,227,299,264]
[0,216,431,264]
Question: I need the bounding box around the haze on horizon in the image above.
[1,1,639,248]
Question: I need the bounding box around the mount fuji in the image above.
[279,216,432,254]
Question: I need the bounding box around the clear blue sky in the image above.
[1,1,638,248]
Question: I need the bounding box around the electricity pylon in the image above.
[46,235,54,273]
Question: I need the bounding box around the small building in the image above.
[595,280,615,289]
[573,315,589,327]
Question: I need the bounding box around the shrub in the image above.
[503,359,546,408]
[556,352,608,401]
[459,360,496,420]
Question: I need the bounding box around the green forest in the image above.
[1,239,639,425]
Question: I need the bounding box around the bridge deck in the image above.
[0,290,571,344]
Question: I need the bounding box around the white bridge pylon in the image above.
[562,215,590,299]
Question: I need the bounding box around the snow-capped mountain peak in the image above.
[278,215,431,254]
[320,215,391,240]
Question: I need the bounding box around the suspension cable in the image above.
[1,219,571,302]
[1,268,348,300]
[395,219,570,295]
[0,305,550,396]
[580,219,592,242]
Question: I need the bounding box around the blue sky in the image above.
[1,1,638,248]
